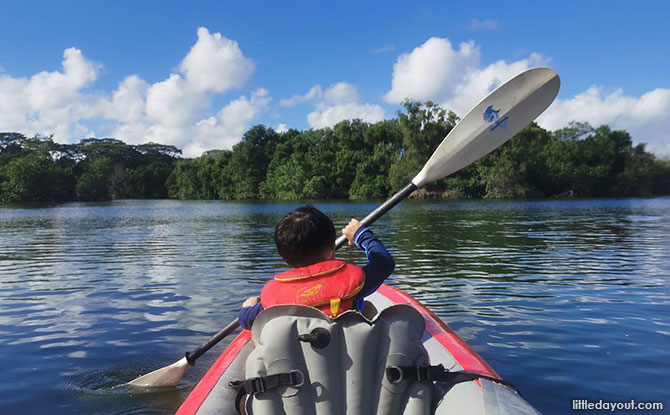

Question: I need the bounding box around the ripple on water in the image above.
[61,367,186,415]
[1,199,670,415]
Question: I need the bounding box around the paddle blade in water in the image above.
[127,357,189,388]
[412,67,560,188]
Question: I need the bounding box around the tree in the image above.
[226,126,282,198]
[166,160,201,200]
[261,133,310,199]
[477,123,550,199]
[0,132,29,154]
[3,115,670,204]
[0,153,74,203]
[389,100,457,190]
[76,157,114,201]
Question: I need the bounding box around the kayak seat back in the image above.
[245,304,434,414]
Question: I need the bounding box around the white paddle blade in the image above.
[412,67,560,188]
[127,356,189,387]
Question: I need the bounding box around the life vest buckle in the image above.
[416,365,431,382]
[385,364,523,396]
[244,376,266,394]
[236,370,305,396]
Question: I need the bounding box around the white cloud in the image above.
[370,44,395,54]
[323,82,359,105]
[4,28,668,160]
[443,53,549,115]
[305,82,385,128]
[537,87,670,157]
[189,88,272,156]
[0,27,264,157]
[180,27,255,93]
[109,121,150,146]
[0,47,102,139]
[219,88,271,130]
[279,85,322,107]
[384,37,550,116]
[384,37,670,157]
[0,75,31,130]
[145,74,206,128]
[27,48,101,110]
[107,88,272,157]
[276,123,288,133]
[384,34,670,157]
[384,37,481,104]
[104,75,148,123]
[307,102,385,129]
[465,18,501,31]
[108,27,260,155]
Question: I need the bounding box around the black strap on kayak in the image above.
[385,364,522,396]
[229,370,305,414]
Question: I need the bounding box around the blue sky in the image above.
[1,0,668,157]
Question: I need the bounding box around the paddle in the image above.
[128,66,560,388]
[335,67,560,247]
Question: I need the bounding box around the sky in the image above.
[1,0,668,158]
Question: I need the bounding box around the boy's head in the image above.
[275,206,336,268]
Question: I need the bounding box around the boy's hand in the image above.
[242,296,260,307]
[342,219,362,246]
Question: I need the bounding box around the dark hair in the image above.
[275,206,336,268]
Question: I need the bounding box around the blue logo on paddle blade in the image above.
[483,105,500,122]
[483,105,508,131]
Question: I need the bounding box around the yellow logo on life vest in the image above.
[296,284,323,301]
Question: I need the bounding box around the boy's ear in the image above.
[323,248,335,260]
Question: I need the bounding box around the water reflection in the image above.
[1,198,669,414]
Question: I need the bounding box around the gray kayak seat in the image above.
[246,304,433,415]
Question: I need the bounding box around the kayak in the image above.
[176,284,540,415]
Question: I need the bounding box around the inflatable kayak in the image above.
[176,284,540,415]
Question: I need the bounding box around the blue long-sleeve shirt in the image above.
[238,225,394,329]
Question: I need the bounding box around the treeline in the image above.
[0,134,180,203]
[1,101,669,204]
[153,101,670,200]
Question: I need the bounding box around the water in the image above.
[1,199,669,414]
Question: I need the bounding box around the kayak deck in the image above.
[176,284,537,415]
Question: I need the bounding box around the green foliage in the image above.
[223,125,283,199]
[0,152,74,203]
[76,156,114,201]
[2,103,670,204]
[259,132,308,199]
[389,100,457,190]
[125,162,173,198]
[442,165,485,199]
[0,135,75,203]
[476,123,550,199]
[0,133,179,203]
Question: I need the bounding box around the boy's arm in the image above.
[353,226,395,298]
[238,298,263,330]
[342,219,395,299]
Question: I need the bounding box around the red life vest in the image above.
[260,260,365,317]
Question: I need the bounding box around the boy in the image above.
[238,206,394,329]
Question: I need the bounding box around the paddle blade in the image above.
[412,67,560,188]
[127,356,189,388]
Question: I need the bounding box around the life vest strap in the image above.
[261,260,365,317]
[385,364,522,396]
[330,298,341,316]
[230,370,305,414]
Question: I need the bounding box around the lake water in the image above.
[1,199,669,414]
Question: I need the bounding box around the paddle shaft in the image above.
[182,67,560,366]
[132,68,559,384]
[186,182,418,364]
[335,181,418,249]
[185,318,240,365]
